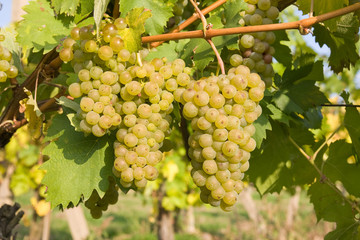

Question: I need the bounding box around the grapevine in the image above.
[0,0,360,238]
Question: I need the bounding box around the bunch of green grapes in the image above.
[84,178,119,219]
[0,35,19,83]
[112,57,192,189]
[182,65,264,211]
[61,18,192,190]
[230,0,279,87]
[60,19,130,137]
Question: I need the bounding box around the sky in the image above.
[0,0,12,27]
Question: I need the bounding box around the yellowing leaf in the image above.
[20,89,43,139]
[118,8,151,52]
[162,160,178,182]
[31,197,51,217]
[187,192,199,205]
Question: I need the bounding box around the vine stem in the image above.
[289,128,360,215]
[207,39,225,74]
[150,0,227,48]
[309,0,314,18]
[189,0,208,37]
[189,0,225,74]
[142,2,360,43]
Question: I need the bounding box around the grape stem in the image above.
[189,0,225,74]
[189,0,208,38]
[150,0,227,48]
[142,2,360,43]
[309,0,314,18]
[207,39,225,75]
[289,129,360,215]
[136,52,143,67]
[113,0,120,19]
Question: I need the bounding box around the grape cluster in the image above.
[182,65,264,211]
[112,57,187,189]
[230,0,279,87]
[61,19,192,190]
[61,20,132,137]
[84,178,119,219]
[0,35,19,83]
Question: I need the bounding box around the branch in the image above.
[0,49,61,123]
[150,0,227,48]
[142,3,360,43]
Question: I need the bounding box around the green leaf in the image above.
[273,30,292,67]
[267,104,290,125]
[16,0,73,53]
[252,114,271,148]
[280,61,324,88]
[51,0,80,16]
[94,0,110,37]
[145,40,189,62]
[223,0,247,29]
[120,0,173,36]
[321,141,360,198]
[118,8,152,52]
[248,121,316,195]
[308,180,354,224]
[56,96,80,113]
[325,221,360,240]
[344,105,360,158]
[313,16,359,73]
[297,0,349,31]
[274,81,328,114]
[41,113,114,208]
[181,15,224,71]
[80,0,94,17]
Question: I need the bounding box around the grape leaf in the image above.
[80,0,94,17]
[118,8,152,52]
[303,107,323,129]
[94,0,110,37]
[51,0,80,16]
[252,114,271,148]
[120,0,173,36]
[20,89,43,140]
[145,40,189,62]
[41,113,114,208]
[313,14,360,73]
[325,221,360,240]
[308,180,354,224]
[274,81,328,114]
[273,30,292,67]
[297,0,349,31]
[181,0,246,71]
[266,104,290,125]
[320,140,360,198]
[56,96,80,113]
[16,0,73,53]
[181,15,224,71]
[280,61,324,88]
[248,121,316,195]
[343,94,360,157]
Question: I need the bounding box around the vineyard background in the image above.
[1,0,360,239]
